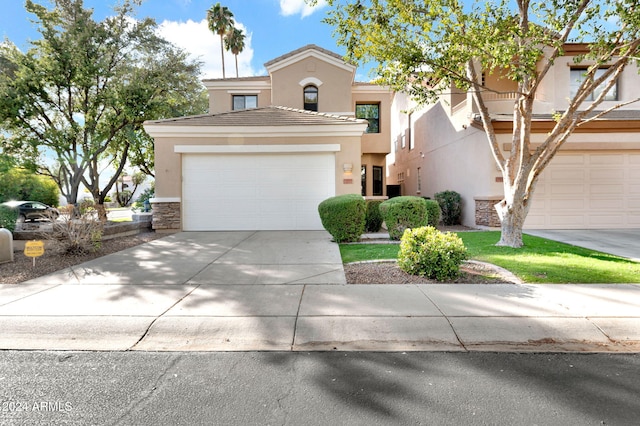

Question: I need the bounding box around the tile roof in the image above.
[145,106,366,127]
[263,44,347,68]
[201,75,270,83]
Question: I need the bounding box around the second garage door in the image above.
[182,152,335,231]
[525,152,640,229]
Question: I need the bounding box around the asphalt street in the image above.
[1,351,639,425]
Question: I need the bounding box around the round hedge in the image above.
[398,226,467,281]
[318,194,365,243]
[379,196,428,240]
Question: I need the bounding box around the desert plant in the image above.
[318,194,365,243]
[50,210,104,255]
[398,226,468,281]
[364,200,384,233]
[424,199,442,227]
[0,205,18,232]
[435,190,462,226]
[379,196,428,240]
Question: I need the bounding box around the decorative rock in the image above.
[0,228,14,264]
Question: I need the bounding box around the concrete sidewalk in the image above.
[1,231,639,352]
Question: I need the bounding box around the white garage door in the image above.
[182,153,335,231]
[525,152,640,229]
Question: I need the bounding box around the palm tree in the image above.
[206,3,234,78]
[224,27,245,78]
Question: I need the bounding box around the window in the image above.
[409,113,415,150]
[233,95,257,110]
[361,165,366,196]
[373,166,383,196]
[417,167,421,193]
[356,103,380,133]
[303,85,318,111]
[570,68,618,101]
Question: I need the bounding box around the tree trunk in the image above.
[95,202,108,223]
[494,197,528,248]
[220,34,226,78]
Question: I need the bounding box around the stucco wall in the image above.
[270,57,354,113]
[153,134,362,201]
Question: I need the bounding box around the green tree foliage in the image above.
[0,0,206,219]
[207,2,235,78]
[0,168,59,206]
[318,0,640,247]
[225,26,246,78]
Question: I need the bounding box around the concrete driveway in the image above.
[24,231,346,285]
[525,229,640,262]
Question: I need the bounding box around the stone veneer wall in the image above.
[474,196,502,227]
[152,202,181,231]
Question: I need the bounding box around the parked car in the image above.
[1,201,60,222]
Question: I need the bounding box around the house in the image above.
[387,43,640,230]
[144,45,393,232]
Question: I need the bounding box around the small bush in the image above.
[435,190,462,226]
[318,194,365,243]
[51,210,104,255]
[424,199,441,227]
[0,205,18,232]
[398,226,468,281]
[379,196,428,240]
[364,200,384,233]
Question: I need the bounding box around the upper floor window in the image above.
[570,68,618,102]
[233,95,258,110]
[303,85,318,111]
[356,103,380,133]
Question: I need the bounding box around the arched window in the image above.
[303,85,318,111]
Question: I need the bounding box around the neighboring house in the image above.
[144,45,392,231]
[388,43,640,230]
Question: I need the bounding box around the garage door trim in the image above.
[175,144,341,154]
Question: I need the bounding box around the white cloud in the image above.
[279,0,327,18]
[157,19,255,79]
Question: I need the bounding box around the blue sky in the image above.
[0,0,376,81]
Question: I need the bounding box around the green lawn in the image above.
[339,231,640,283]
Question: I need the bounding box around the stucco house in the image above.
[144,45,392,231]
[388,43,640,230]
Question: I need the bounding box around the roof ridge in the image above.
[271,105,361,123]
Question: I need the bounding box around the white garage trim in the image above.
[175,144,340,154]
[149,197,181,203]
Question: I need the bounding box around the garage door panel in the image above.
[525,152,638,229]
[589,154,624,165]
[590,184,624,195]
[551,184,584,195]
[590,199,624,210]
[182,153,335,231]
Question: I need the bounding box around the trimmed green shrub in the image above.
[424,199,441,227]
[398,226,468,281]
[379,196,428,240]
[364,200,383,233]
[435,190,462,226]
[318,194,365,243]
[0,205,18,232]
